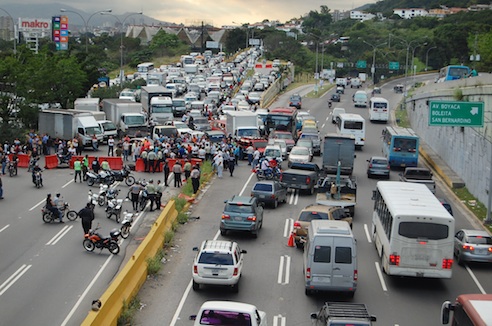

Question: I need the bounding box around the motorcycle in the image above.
[42,202,78,223]
[27,157,39,172]
[106,197,123,222]
[255,166,281,181]
[109,166,135,186]
[86,170,115,187]
[138,180,149,211]
[8,161,17,177]
[88,189,100,212]
[57,153,72,166]
[120,211,134,239]
[33,171,43,188]
[83,225,120,255]
[96,184,119,207]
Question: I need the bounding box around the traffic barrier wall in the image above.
[17,153,30,168]
[135,158,145,172]
[69,156,84,169]
[191,158,202,167]
[81,200,178,326]
[105,157,124,170]
[44,155,58,169]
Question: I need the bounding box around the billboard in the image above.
[18,18,51,32]
[52,16,69,50]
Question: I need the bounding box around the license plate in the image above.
[212,269,219,275]
[235,216,243,221]
[259,195,265,198]
[313,276,330,283]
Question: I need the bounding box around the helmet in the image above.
[56,193,61,197]
[149,179,153,183]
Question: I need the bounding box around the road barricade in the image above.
[69,156,84,169]
[135,158,145,172]
[17,153,30,168]
[191,158,202,167]
[44,155,58,169]
[105,157,123,170]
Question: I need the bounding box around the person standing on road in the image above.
[228,153,235,177]
[141,149,149,172]
[92,157,100,174]
[172,161,183,187]
[252,149,260,169]
[78,203,95,235]
[163,159,170,186]
[129,182,144,212]
[146,179,157,211]
[183,159,192,180]
[190,165,200,194]
[148,148,157,173]
[82,155,89,181]
[155,180,164,210]
[215,153,224,178]
[73,158,82,183]
[0,175,4,199]
[107,136,115,156]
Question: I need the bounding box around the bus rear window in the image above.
[398,222,449,240]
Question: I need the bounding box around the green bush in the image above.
[164,229,175,244]
[118,296,141,326]
[177,212,189,224]
[146,249,164,275]
[174,197,187,212]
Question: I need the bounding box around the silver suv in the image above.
[192,240,247,292]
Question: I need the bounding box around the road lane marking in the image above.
[374,262,388,292]
[46,225,73,245]
[273,314,286,326]
[29,199,45,211]
[240,172,256,196]
[321,123,326,129]
[465,265,486,294]
[277,255,291,285]
[62,179,73,188]
[284,219,293,238]
[0,264,32,296]
[0,224,9,233]
[293,190,299,206]
[364,224,372,243]
[170,280,193,326]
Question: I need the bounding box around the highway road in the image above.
[133,77,492,326]
[0,153,168,326]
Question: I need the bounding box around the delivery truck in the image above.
[73,98,100,112]
[322,133,356,175]
[38,109,103,146]
[225,111,260,138]
[101,99,148,138]
[140,85,174,118]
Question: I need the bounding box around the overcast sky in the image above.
[28,0,372,27]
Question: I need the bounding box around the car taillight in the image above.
[247,216,256,221]
[222,214,230,220]
[393,147,401,152]
[489,247,492,252]
[368,163,373,168]
[442,259,453,269]
[463,245,474,251]
[389,254,400,265]
[193,265,198,274]
[354,269,358,281]
[305,177,311,184]
[306,267,311,279]
[279,174,283,181]
[271,194,275,199]
[387,165,390,169]
[293,221,301,229]
[233,267,238,276]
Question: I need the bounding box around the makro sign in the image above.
[18,18,51,32]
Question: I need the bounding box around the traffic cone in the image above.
[287,232,295,247]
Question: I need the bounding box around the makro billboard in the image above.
[18,18,52,32]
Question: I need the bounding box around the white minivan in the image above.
[304,220,357,297]
[353,90,368,108]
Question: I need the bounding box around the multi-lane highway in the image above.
[134,77,491,326]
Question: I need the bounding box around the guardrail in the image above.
[81,200,178,325]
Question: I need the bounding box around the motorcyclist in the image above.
[260,157,270,171]
[11,152,18,175]
[46,193,63,223]
[32,163,43,186]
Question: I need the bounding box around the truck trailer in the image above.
[101,99,148,138]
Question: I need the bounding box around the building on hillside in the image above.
[350,10,376,21]
[393,8,428,19]
[468,4,491,11]
[332,10,351,22]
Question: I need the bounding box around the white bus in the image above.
[137,62,155,78]
[371,181,455,278]
[369,97,389,122]
[336,113,365,148]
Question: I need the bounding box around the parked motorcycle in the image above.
[97,184,119,206]
[106,197,123,222]
[83,225,120,255]
[57,153,72,165]
[138,180,149,211]
[120,211,134,239]
[42,202,78,223]
[109,166,135,186]
[86,170,115,187]
[87,190,100,212]
[33,171,43,188]
[8,161,17,177]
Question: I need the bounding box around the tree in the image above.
[225,28,248,53]
[302,5,333,36]
[149,30,184,57]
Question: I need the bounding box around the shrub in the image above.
[118,297,141,326]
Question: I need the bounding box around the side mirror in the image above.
[371,190,376,200]
[189,315,197,321]
[192,247,198,251]
[310,313,319,320]
[241,249,247,254]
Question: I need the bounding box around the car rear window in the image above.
[225,204,254,214]
[372,159,388,165]
[253,183,273,192]
[335,247,352,264]
[199,310,252,325]
[314,246,331,263]
[467,236,492,245]
[299,211,329,222]
[198,252,234,265]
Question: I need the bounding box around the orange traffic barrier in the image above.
[135,158,145,172]
[44,155,59,169]
[105,157,123,170]
[287,232,295,247]
[167,159,177,169]
[191,158,202,167]
[69,156,84,169]
[17,153,30,168]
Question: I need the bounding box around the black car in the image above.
[289,94,302,109]
[331,93,341,102]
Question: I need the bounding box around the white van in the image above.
[303,220,357,297]
[369,97,389,122]
[98,120,118,143]
[330,107,345,124]
[353,90,368,108]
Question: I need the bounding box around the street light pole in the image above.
[61,8,112,53]
[361,40,386,85]
[0,7,16,55]
[102,12,142,85]
[425,46,437,71]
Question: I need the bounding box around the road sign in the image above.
[389,62,399,70]
[429,101,484,127]
[356,60,366,68]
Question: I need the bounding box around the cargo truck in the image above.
[146,71,167,86]
[322,133,356,175]
[101,99,148,138]
[140,85,174,118]
[225,111,260,138]
[74,98,100,111]
[38,109,103,146]
[311,302,376,325]
[149,96,174,125]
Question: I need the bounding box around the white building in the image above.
[350,10,376,21]
[393,8,429,19]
